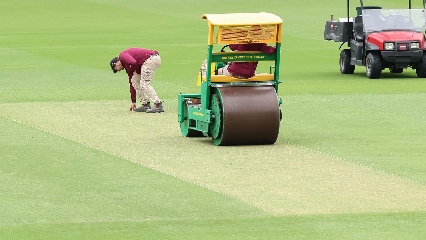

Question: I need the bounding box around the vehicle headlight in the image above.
[385,42,395,50]
[410,42,420,49]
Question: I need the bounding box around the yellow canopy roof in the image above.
[201,12,283,26]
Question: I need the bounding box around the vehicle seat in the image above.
[353,15,364,41]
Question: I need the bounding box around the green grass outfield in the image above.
[1,0,426,239]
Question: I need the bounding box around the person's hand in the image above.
[129,103,137,111]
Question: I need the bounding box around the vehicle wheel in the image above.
[365,52,382,79]
[390,68,403,73]
[340,49,355,74]
[416,54,426,78]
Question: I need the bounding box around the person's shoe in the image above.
[133,102,151,112]
[146,101,164,113]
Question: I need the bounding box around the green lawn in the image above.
[1,0,426,239]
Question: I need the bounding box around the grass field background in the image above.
[1,0,426,239]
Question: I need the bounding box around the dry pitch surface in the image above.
[2,100,426,216]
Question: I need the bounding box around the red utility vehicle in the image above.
[324,0,426,78]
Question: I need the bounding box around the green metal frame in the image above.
[178,13,283,139]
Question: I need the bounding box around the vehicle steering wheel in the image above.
[386,14,408,28]
[220,45,231,65]
[220,44,230,52]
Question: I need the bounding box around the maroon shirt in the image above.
[228,43,276,79]
[119,48,159,103]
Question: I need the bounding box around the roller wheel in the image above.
[210,86,280,146]
[180,99,205,137]
[210,93,223,141]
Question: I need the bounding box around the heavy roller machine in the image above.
[177,12,283,146]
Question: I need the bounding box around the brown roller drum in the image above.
[215,86,280,146]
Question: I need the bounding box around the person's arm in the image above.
[261,44,276,54]
[229,44,241,51]
[129,76,137,111]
